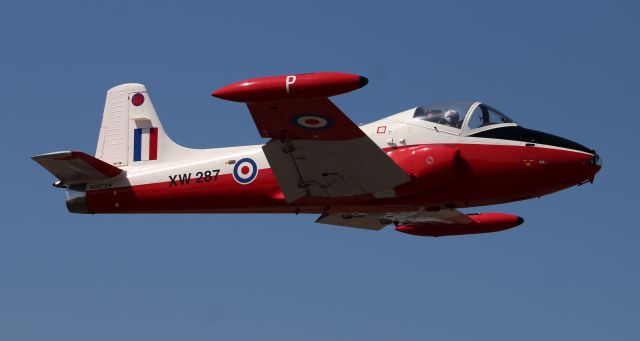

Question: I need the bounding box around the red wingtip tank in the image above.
[395,213,524,237]
[211,72,368,102]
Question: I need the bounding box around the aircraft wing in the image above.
[315,209,474,230]
[32,151,123,185]
[213,73,411,203]
[256,98,411,202]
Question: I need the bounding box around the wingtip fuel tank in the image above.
[395,213,524,237]
[211,72,367,102]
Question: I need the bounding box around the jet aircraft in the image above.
[33,72,601,237]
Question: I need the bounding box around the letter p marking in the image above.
[285,75,296,94]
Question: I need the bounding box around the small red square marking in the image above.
[377,126,387,134]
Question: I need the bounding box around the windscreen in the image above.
[466,104,515,130]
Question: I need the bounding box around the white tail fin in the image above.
[95,83,180,167]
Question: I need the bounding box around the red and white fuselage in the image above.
[34,73,601,237]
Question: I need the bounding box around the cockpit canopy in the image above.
[413,101,515,134]
[411,100,595,154]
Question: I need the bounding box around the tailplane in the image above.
[32,151,123,185]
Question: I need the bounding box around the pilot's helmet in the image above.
[443,110,459,127]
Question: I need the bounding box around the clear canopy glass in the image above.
[413,101,473,129]
[413,101,515,132]
[466,104,514,129]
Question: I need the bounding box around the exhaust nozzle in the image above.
[65,189,89,214]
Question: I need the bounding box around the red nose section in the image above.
[395,213,524,237]
[211,72,367,102]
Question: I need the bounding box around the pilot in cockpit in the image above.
[442,110,459,128]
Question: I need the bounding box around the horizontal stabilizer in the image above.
[32,151,123,185]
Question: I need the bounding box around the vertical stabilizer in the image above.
[95,83,179,167]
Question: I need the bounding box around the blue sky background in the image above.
[1,1,638,340]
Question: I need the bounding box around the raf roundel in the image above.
[131,93,145,106]
[233,158,258,184]
[292,114,333,129]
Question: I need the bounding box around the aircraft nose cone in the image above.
[539,129,602,183]
[572,148,602,184]
[592,152,603,168]
[585,151,602,182]
[536,145,601,187]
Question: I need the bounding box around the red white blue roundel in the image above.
[292,114,333,129]
[233,158,258,184]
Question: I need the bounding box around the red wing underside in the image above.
[247,98,365,140]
